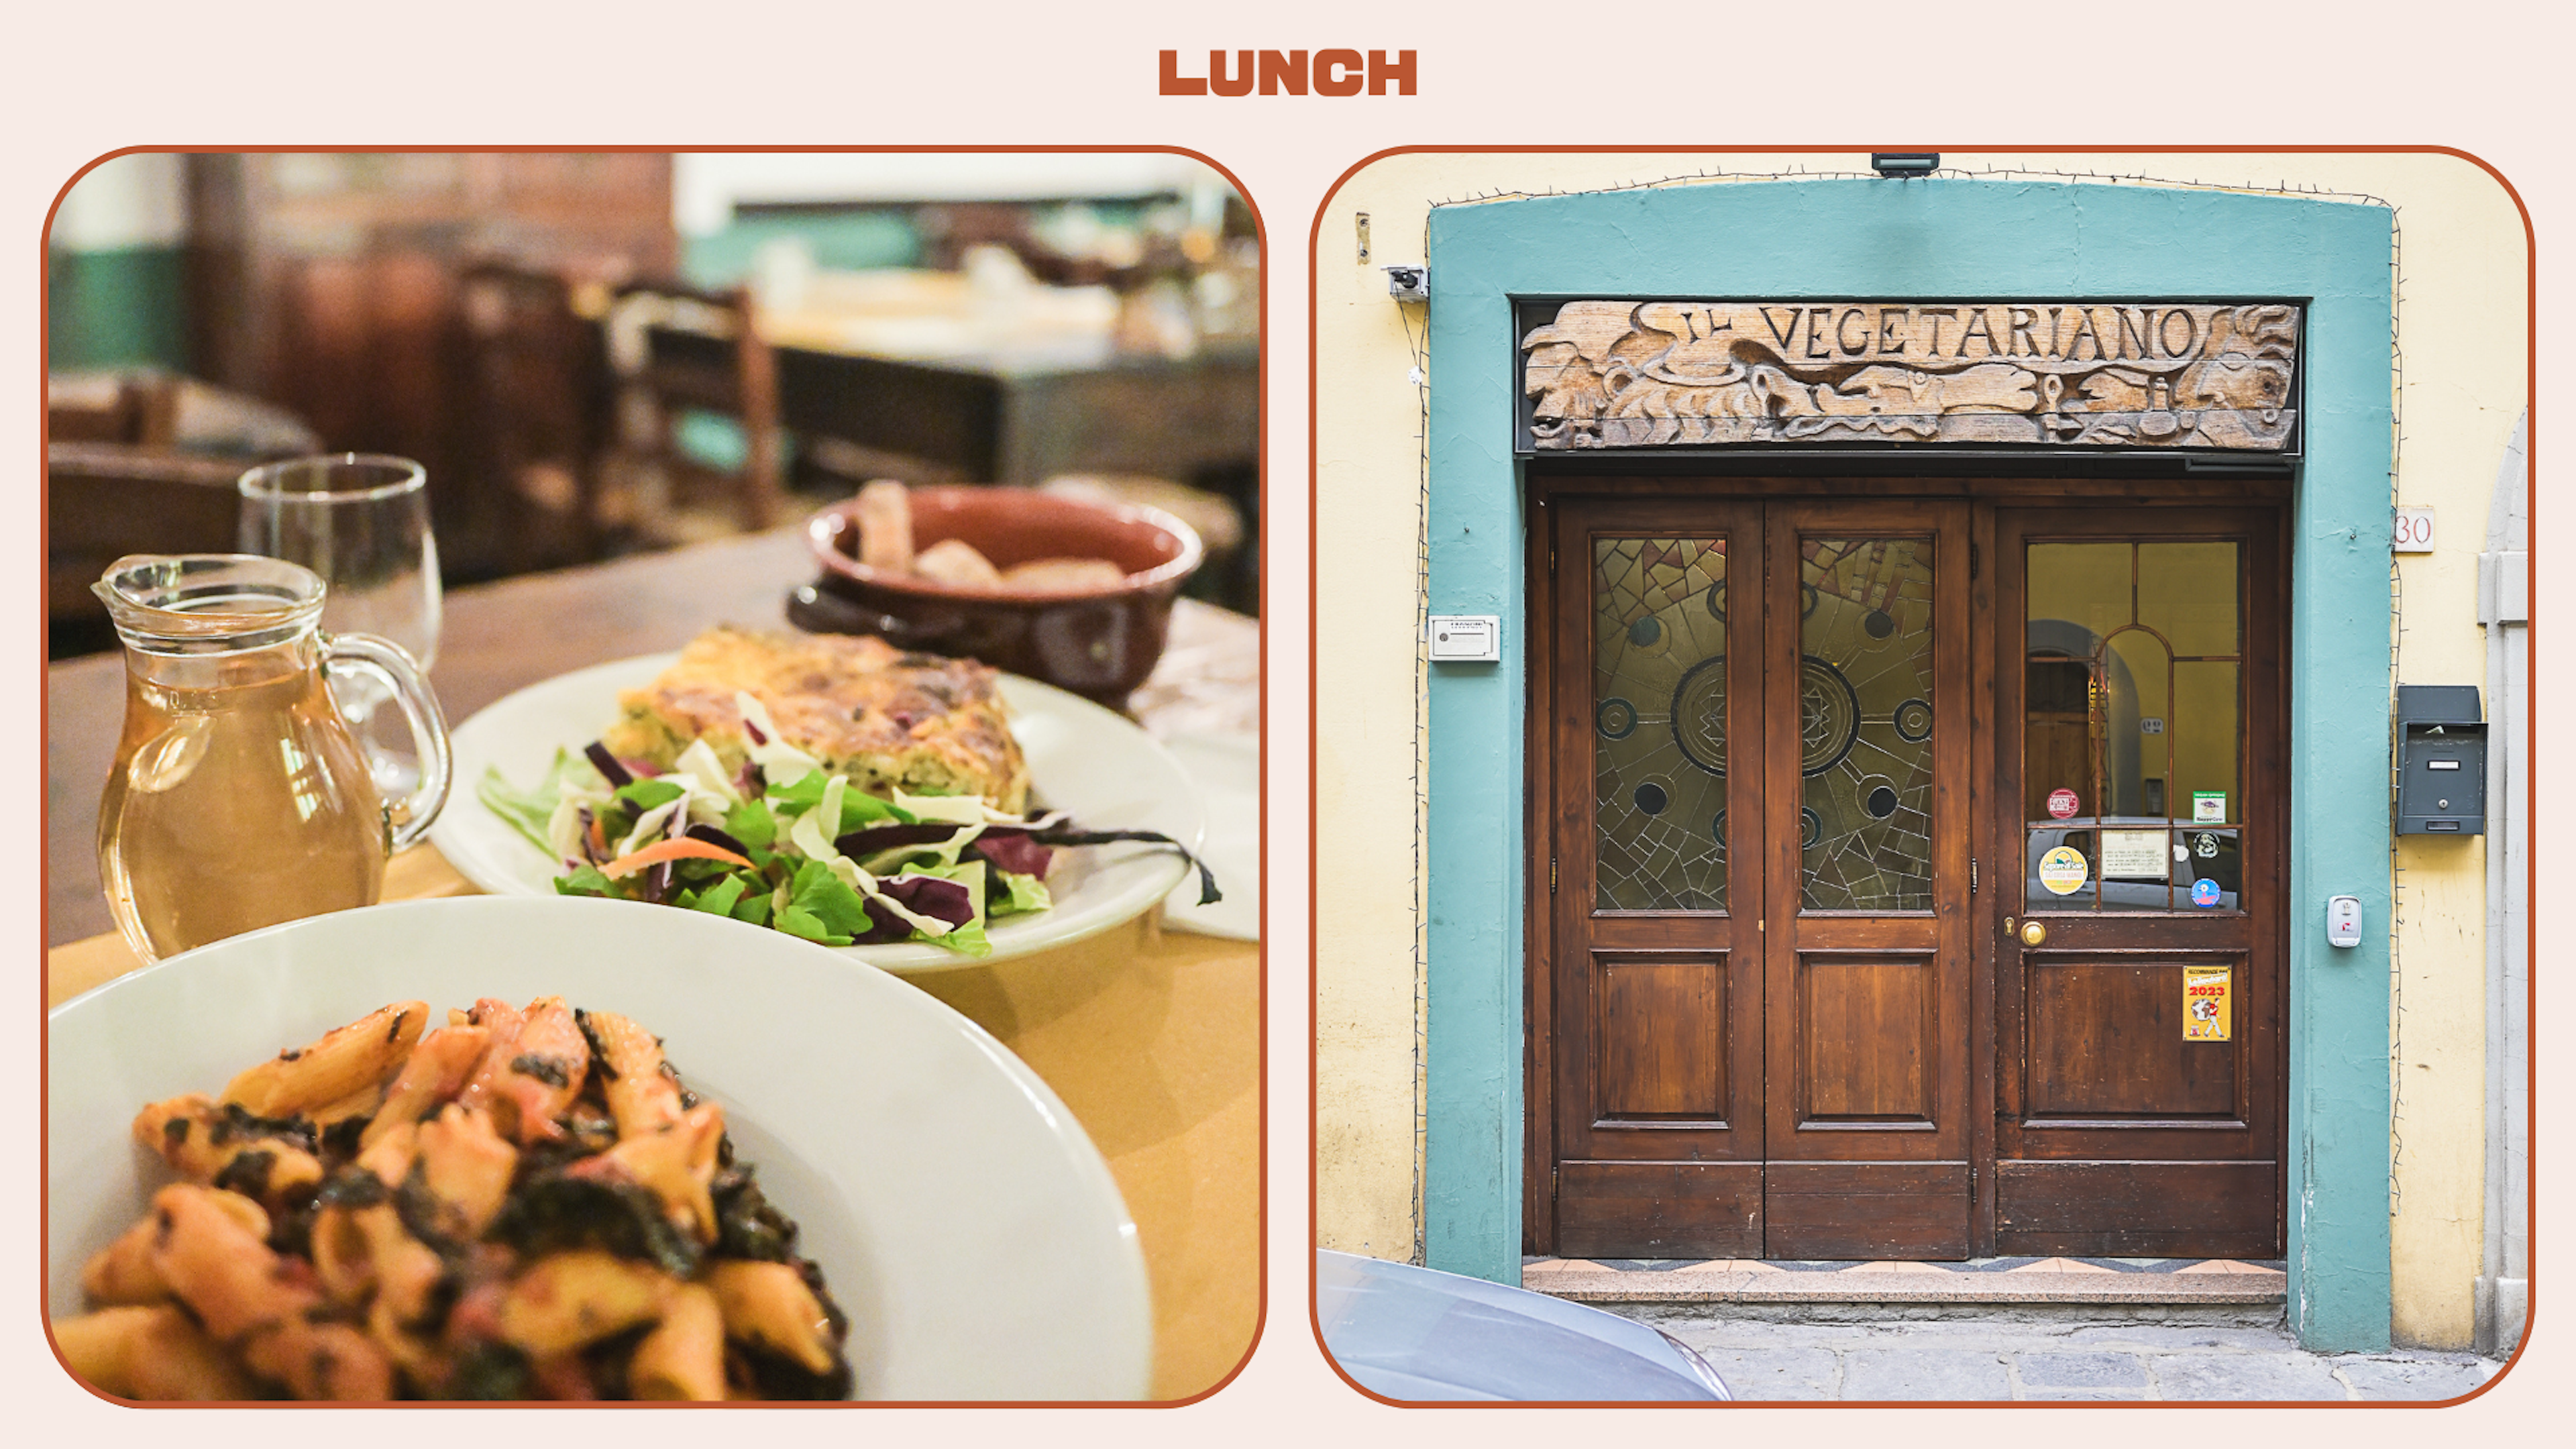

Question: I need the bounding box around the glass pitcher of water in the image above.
[92,554,453,962]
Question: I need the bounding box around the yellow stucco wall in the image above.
[1311,215,1432,1260]
[1309,151,2528,1344]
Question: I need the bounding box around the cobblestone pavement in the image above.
[1649,1316,2502,1401]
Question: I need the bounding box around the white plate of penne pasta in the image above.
[44,895,1152,1401]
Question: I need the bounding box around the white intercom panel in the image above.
[1428,615,1501,662]
[2326,895,2363,949]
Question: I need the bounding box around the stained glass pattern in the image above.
[1799,537,1936,912]
[1593,537,1729,910]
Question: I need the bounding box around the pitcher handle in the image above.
[322,632,453,852]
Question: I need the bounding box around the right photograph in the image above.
[1311,150,2529,1403]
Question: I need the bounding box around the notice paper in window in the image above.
[2100,829,2170,878]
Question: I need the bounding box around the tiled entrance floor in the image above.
[1523,1256,2288,1305]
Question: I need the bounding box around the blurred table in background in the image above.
[753,268,1258,490]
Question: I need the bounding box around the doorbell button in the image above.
[2326,895,2363,949]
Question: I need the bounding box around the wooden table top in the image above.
[47,527,1263,1401]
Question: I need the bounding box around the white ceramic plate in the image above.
[1158,731,1259,942]
[431,654,1203,973]
[46,896,1152,1400]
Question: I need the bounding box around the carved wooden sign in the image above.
[1521,301,2301,453]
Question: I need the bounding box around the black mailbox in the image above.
[2396,685,2486,836]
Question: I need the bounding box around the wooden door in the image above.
[1985,507,2286,1256]
[1541,497,1769,1257]
[1758,502,1975,1258]
[1538,495,1972,1258]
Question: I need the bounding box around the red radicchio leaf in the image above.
[877,873,977,928]
[836,822,967,857]
[971,828,1054,879]
[852,897,912,945]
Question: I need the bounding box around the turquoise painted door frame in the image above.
[1421,177,2396,1350]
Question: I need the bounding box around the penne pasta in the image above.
[455,998,590,1145]
[131,1094,325,1212]
[78,1185,271,1307]
[497,1249,674,1358]
[54,1303,258,1401]
[706,1260,838,1375]
[360,1023,490,1149]
[60,996,851,1401]
[146,1183,397,1401]
[414,1103,519,1237]
[578,1009,686,1138]
[220,1000,427,1118]
[627,1283,726,1401]
[567,1100,724,1244]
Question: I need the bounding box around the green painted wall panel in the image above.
[46,246,190,371]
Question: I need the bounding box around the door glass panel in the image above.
[1593,536,1729,910]
[1799,537,1935,912]
[2139,541,2241,656]
[2026,540,2246,912]
[2172,661,2241,822]
[2026,542,2129,652]
[2104,628,2173,818]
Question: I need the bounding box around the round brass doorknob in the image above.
[2019,920,2048,947]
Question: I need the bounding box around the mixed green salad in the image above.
[479,695,1214,956]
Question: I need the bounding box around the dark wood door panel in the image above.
[1789,914,1939,951]
[1589,914,1748,949]
[1558,1161,1763,1259]
[1766,1162,1971,1260]
[2022,954,2247,1119]
[1994,1160,2279,1258]
[1793,951,1939,1126]
[1593,952,1729,1122]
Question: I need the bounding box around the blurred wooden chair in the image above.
[47,442,250,657]
[48,371,180,446]
[456,260,617,572]
[600,279,785,545]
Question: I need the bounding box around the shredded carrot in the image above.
[586,813,608,859]
[599,836,755,879]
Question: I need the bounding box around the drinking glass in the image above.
[239,454,443,790]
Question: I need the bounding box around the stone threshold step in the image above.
[1523,1257,2288,1307]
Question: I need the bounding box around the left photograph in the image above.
[44,149,1262,1403]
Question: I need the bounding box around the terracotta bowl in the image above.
[792,486,1203,705]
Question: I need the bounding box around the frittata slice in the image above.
[600,628,1028,812]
